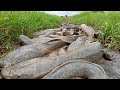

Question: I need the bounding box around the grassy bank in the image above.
[68,11,120,50]
[0,11,63,57]
[1,11,120,57]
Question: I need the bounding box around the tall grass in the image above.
[68,11,120,50]
[0,11,63,57]
[1,11,120,57]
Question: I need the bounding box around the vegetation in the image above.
[0,11,63,57]
[68,11,120,50]
[0,11,120,57]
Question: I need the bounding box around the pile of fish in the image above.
[0,22,120,79]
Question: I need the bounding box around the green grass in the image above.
[68,11,120,50]
[1,11,120,57]
[0,11,63,57]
